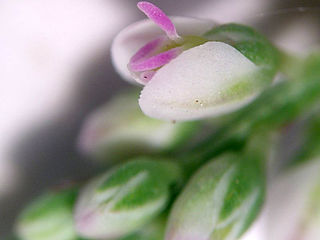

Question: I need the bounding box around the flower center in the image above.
[128,2,208,85]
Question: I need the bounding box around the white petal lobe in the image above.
[139,41,258,121]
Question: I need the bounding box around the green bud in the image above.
[16,188,80,240]
[78,90,198,162]
[166,153,265,240]
[74,158,181,239]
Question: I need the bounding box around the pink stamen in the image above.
[130,36,166,63]
[137,1,181,41]
[129,47,182,72]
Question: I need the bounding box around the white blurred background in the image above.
[1,0,320,237]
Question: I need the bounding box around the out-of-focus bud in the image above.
[74,158,181,239]
[78,90,198,162]
[15,188,79,240]
[258,158,320,240]
[166,153,265,240]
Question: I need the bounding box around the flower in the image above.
[74,158,181,239]
[112,2,279,121]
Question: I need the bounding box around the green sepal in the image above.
[203,23,280,70]
[97,158,182,210]
[203,23,280,95]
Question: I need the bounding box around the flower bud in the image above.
[15,189,79,240]
[166,153,265,240]
[74,158,181,239]
[78,90,198,162]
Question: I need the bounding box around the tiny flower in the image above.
[111,2,215,83]
[74,158,181,239]
[78,90,198,162]
[165,153,265,240]
[15,189,79,240]
[112,1,279,121]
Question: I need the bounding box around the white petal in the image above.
[111,17,216,83]
[139,41,259,121]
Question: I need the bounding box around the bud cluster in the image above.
[12,2,320,240]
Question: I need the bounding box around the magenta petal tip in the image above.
[137,1,180,41]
